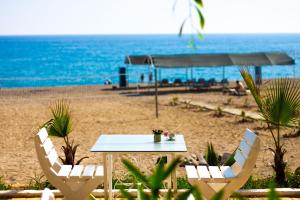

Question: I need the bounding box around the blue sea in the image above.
[0,34,300,88]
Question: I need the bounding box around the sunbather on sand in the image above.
[228,80,247,96]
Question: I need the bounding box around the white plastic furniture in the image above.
[91,134,187,200]
[41,188,55,200]
[35,128,104,200]
[185,129,260,200]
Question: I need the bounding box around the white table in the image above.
[90,134,187,200]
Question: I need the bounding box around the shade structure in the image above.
[124,52,295,67]
[124,52,295,118]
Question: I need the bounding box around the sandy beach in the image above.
[0,85,299,186]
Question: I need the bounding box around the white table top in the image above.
[90,134,187,153]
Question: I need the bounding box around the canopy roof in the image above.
[124,52,295,68]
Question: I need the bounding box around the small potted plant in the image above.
[152,129,163,143]
[168,133,176,141]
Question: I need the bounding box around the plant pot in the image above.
[154,134,161,143]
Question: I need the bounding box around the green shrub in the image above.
[169,97,179,106]
[214,106,224,117]
[26,173,55,190]
[204,143,235,166]
[286,168,300,188]
[177,177,192,189]
[242,176,275,189]
[204,143,219,166]
[0,176,11,190]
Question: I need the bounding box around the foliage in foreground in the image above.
[119,157,291,200]
[241,69,300,185]
[43,100,88,167]
[177,0,205,48]
[120,157,202,200]
[0,176,11,190]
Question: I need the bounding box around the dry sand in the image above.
[0,85,299,186]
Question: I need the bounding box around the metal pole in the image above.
[255,66,262,85]
[222,66,225,89]
[155,68,158,118]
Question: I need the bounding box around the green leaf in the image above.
[204,143,219,166]
[188,37,196,49]
[88,193,97,200]
[137,183,150,200]
[267,182,280,200]
[212,190,224,200]
[164,189,173,200]
[179,19,187,37]
[194,6,205,29]
[193,0,203,7]
[46,100,72,138]
[162,157,181,180]
[197,32,204,40]
[224,148,237,166]
[120,188,135,200]
[122,159,149,186]
[190,185,203,200]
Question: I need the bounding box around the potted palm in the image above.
[43,100,88,167]
[241,69,300,185]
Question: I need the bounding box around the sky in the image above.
[0,0,299,35]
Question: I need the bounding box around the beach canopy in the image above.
[124,52,295,68]
[124,52,295,118]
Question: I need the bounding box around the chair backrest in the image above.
[231,129,260,176]
[35,128,61,174]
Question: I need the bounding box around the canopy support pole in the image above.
[155,67,158,118]
[148,55,158,118]
[255,66,262,85]
[222,66,225,89]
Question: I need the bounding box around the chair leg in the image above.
[60,178,102,200]
[194,181,216,200]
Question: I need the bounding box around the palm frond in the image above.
[164,189,173,200]
[151,158,165,190]
[204,143,219,166]
[262,78,300,127]
[137,183,150,200]
[47,100,72,138]
[240,68,263,111]
[120,188,135,200]
[212,190,224,200]
[121,159,149,186]
[162,157,181,181]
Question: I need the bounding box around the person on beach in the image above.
[233,80,246,95]
[104,79,112,85]
[140,73,144,83]
[149,72,153,83]
[235,80,245,92]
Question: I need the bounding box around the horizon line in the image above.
[1,32,300,37]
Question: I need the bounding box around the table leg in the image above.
[108,154,113,200]
[171,153,177,191]
[103,153,108,200]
